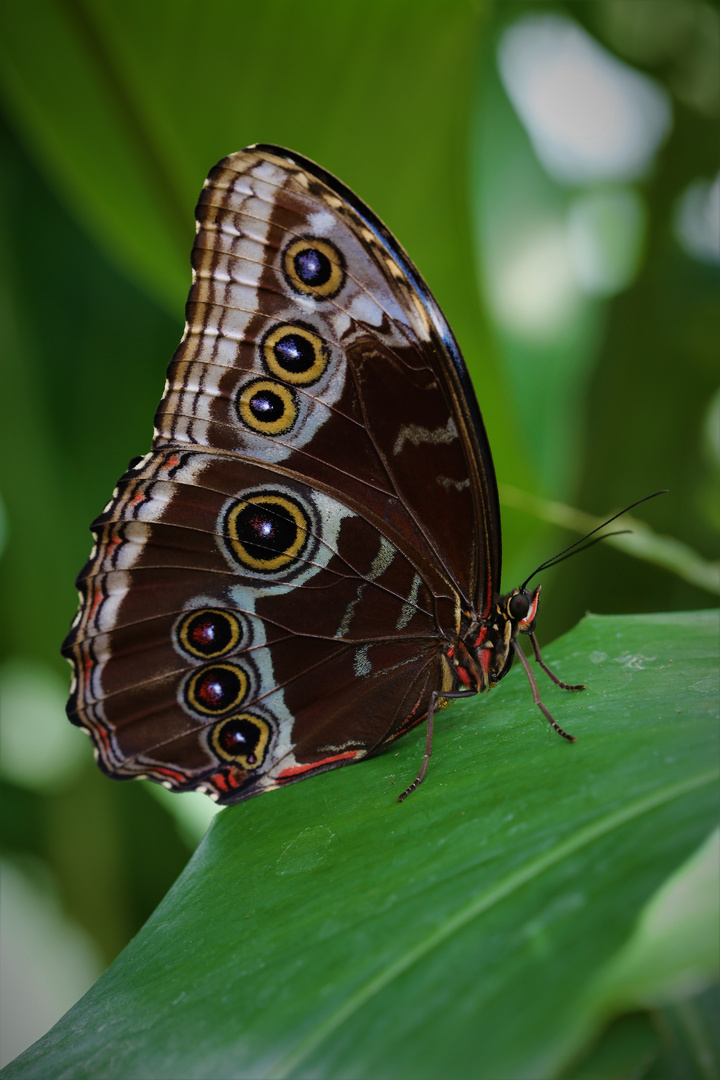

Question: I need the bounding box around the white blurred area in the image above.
[497,13,672,185]
[0,659,87,790]
[487,12,674,345]
[148,782,221,847]
[674,171,720,264]
[489,9,720,347]
[0,662,98,1065]
[0,656,220,839]
[0,860,102,1067]
[0,657,218,1065]
[487,188,647,343]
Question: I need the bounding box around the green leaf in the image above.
[3,610,718,1080]
[590,828,719,1009]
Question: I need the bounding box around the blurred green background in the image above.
[0,0,717,1066]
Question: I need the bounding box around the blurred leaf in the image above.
[0,0,517,526]
[647,988,720,1080]
[500,485,720,595]
[0,859,102,1069]
[561,986,720,1080]
[4,611,718,1079]
[561,1011,662,1080]
[590,829,719,1008]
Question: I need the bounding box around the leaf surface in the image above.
[4,611,718,1080]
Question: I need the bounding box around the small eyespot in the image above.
[224,492,309,573]
[212,713,271,770]
[262,324,329,385]
[283,237,345,298]
[508,592,530,621]
[176,609,241,659]
[237,379,298,435]
[184,663,248,715]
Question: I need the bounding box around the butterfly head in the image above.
[505,585,541,635]
[452,586,542,693]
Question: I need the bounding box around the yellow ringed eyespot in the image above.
[176,609,241,659]
[283,237,345,298]
[224,492,309,572]
[184,663,248,715]
[237,379,297,435]
[262,324,329,385]
[211,713,271,769]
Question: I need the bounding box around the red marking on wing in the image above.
[96,725,111,752]
[82,654,94,688]
[129,492,145,508]
[151,764,190,784]
[277,750,358,781]
[166,454,180,469]
[479,649,492,676]
[104,533,122,561]
[225,766,246,789]
[89,586,104,622]
[473,626,488,649]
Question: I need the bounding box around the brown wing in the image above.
[64,450,447,801]
[64,147,498,803]
[155,146,500,610]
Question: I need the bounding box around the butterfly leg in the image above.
[528,631,585,691]
[513,640,577,743]
[398,689,477,803]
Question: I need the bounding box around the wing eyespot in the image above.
[211,713,271,769]
[223,492,309,572]
[184,663,249,715]
[237,379,298,435]
[175,609,242,659]
[283,237,345,298]
[262,323,329,385]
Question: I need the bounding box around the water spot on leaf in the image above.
[276,826,334,875]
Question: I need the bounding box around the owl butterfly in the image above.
[63,144,585,806]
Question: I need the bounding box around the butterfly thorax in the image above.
[448,586,541,694]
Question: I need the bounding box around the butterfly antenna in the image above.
[521,490,668,590]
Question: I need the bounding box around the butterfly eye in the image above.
[283,237,345,298]
[177,609,241,659]
[237,379,298,434]
[184,663,248,715]
[263,324,329,385]
[224,492,309,572]
[212,714,271,769]
[508,592,530,621]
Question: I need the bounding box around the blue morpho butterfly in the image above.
[62,145,664,805]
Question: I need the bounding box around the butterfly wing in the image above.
[63,146,501,803]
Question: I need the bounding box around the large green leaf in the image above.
[4,610,718,1079]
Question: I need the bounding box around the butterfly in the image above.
[62,144,585,806]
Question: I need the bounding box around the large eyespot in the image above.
[224,492,309,572]
[176,609,241,659]
[184,663,248,715]
[211,713,270,769]
[262,324,329,385]
[508,592,530,621]
[237,379,298,435]
[283,237,345,298]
